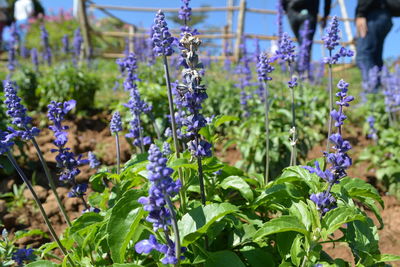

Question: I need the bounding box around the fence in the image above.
[78,0,356,62]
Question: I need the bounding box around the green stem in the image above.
[6,151,75,267]
[288,63,297,166]
[165,196,181,267]
[326,50,333,154]
[262,81,270,184]
[31,137,71,227]
[162,55,187,212]
[115,134,121,175]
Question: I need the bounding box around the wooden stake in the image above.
[128,25,135,53]
[78,0,92,58]
[234,0,246,62]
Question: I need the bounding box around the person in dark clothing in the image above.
[282,0,331,74]
[355,0,392,84]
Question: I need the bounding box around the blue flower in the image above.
[3,81,40,140]
[40,25,52,66]
[257,53,274,82]
[275,32,296,63]
[88,151,100,169]
[152,10,175,56]
[110,111,123,133]
[12,248,34,265]
[67,183,88,198]
[310,192,337,215]
[0,130,14,156]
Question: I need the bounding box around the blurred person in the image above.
[0,0,10,49]
[355,0,393,84]
[14,0,34,44]
[282,0,331,72]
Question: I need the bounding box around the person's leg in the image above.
[371,10,392,68]
[356,21,378,82]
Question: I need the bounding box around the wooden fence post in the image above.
[78,0,92,58]
[128,25,135,53]
[234,0,246,62]
[226,0,234,53]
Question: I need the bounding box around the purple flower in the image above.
[367,115,378,140]
[257,53,275,82]
[7,23,18,73]
[12,248,35,265]
[136,144,184,264]
[178,0,192,23]
[188,139,212,158]
[288,77,298,88]
[275,32,296,63]
[110,111,123,133]
[162,142,172,156]
[0,130,14,155]
[83,207,100,213]
[20,46,30,59]
[88,151,100,169]
[31,48,39,71]
[67,183,88,197]
[73,28,83,64]
[40,25,52,66]
[297,20,313,76]
[152,10,175,56]
[62,34,69,54]
[276,0,284,45]
[322,16,340,50]
[3,81,40,140]
[310,192,337,215]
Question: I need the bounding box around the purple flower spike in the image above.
[31,48,39,70]
[257,53,275,82]
[110,111,123,133]
[0,130,14,155]
[67,183,88,198]
[322,16,340,51]
[88,151,100,169]
[4,81,40,140]
[178,0,192,23]
[152,10,175,57]
[62,34,69,54]
[310,192,337,215]
[40,25,52,66]
[12,248,35,265]
[275,32,296,63]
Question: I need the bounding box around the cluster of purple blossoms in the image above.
[0,130,14,156]
[88,151,100,169]
[178,33,212,158]
[152,10,175,57]
[256,53,275,102]
[47,100,89,197]
[3,81,40,140]
[304,79,354,215]
[382,65,400,114]
[31,48,39,71]
[110,111,123,134]
[73,28,83,63]
[322,16,353,64]
[367,116,378,140]
[20,46,30,59]
[62,34,69,54]
[12,248,35,265]
[297,20,313,77]
[178,0,191,23]
[275,32,296,64]
[135,144,184,264]
[117,53,152,149]
[7,24,18,73]
[40,25,52,66]
[276,0,284,45]
[162,141,172,155]
[234,40,253,117]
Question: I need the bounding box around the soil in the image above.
[1,115,399,266]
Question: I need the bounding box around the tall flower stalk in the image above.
[152,10,187,209]
[275,32,297,165]
[177,33,211,205]
[303,79,354,215]
[47,100,91,211]
[110,111,122,174]
[135,144,184,266]
[0,131,73,266]
[3,81,71,226]
[257,53,275,183]
[40,25,52,66]
[117,53,152,153]
[322,16,353,154]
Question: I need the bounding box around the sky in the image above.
[42,0,400,61]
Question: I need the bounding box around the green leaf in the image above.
[178,203,238,246]
[372,254,400,263]
[220,176,254,202]
[277,166,321,192]
[290,235,304,266]
[254,216,309,242]
[25,261,58,267]
[112,264,143,267]
[169,158,197,170]
[340,178,383,208]
[107,190,145,263]
[240,247,275,267]
[69,213,104,235]
[214,115,240,127]
[322,206,365,238]
[205,250,245,267]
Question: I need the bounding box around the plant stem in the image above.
[31,137,71,227]
[326,50,333,154]
[115,134,121,175]
[149,112,161,140]
[162,55,187,212]
[6,151,75,267]
[194,135,206,205]
[165,196,181,266]
[262,81,270,184]
[288,63,297,166]
[136,112,145,154]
